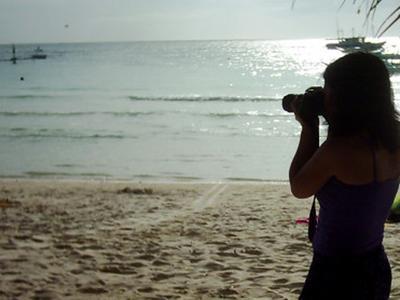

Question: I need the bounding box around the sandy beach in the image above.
[0,179,399,300]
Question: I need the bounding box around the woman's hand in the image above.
[291,96,319,128]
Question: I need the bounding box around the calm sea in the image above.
[0,38,399,181]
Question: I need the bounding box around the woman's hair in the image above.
[323,51,400,152]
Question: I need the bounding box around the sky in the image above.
[0,0,398,44]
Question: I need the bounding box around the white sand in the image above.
[0,179,399,299]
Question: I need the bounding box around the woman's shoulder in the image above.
[319,136,372,176]
[321,135,400,182]
[320,136,358,157]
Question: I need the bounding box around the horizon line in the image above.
[0,35,395,46]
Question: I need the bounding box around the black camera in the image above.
[282,86,325,118]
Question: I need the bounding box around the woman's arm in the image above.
[289,124,319,183]
[289,100,334,198]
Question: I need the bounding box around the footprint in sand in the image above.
[225,233,237,238]
[216,250,240,258]
[203,261,225,271]
[129,261,146,268]
[259,258,274,264]
[70,269,84,275]
[189,257,203,263]
[54,243,73,250]
[217,271,235,279]
[99,264,137,275]
[181,227,201,237]
[242,247,263,256]
[78,287,108,294]
[273,278,289,284]
[248,266,272,273]
[137,286,156,293]
[135,254,155,260]
[33,289,59,300]
[173,286,188,293]
[12,278,33,286]
[152,259,169,266]
[151,272,175,281]
[218,287,239,298]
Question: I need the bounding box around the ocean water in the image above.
[1,38,400,181]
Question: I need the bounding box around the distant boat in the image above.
[31,46,47,59]
[384,60,400,75]
[326,37,385,53]
[11,44,17,64]
[376,53,400,60]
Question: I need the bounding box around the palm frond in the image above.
[291,0,296,10]
[339,0,347,10]
[377,7,400,36]
[366,0,383,19]
[376,5,400,29]
[341,0,399,36]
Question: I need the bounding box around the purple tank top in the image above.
[313,146,399,256]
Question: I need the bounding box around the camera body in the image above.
[282,86,325,118]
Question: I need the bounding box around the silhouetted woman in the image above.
[289,52,400,299]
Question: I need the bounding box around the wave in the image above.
[0,111,158,117]
[0,95,56,99]
[0,131,133,139]
[24,171,112,177]
[0,110,289,119]
[207,112,289,118]
[128,95,279,102]
[224,177,271,182]
[109,112,157,116]
[0,111,96,117]
[0,94,279,102]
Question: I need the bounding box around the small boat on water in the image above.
[326,37,385,53]
[31,46,47,59]
[384,60,400,75]
[1,44,49,63]
[373,52,400,75]
[377,53,400,60]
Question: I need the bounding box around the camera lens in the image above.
[282,94,296,112]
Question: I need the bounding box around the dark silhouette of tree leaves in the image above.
[291,0,399,36]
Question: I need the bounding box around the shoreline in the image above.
[0,177,290,185]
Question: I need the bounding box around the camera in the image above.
[282,86,325,118]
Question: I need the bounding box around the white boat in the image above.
[385,60,400,75]
[31,47,47,59]
[377,53,400,60]
[326,37,385,53]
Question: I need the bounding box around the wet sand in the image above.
[0,179,399,299]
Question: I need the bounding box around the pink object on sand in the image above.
[295,217,309,225]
